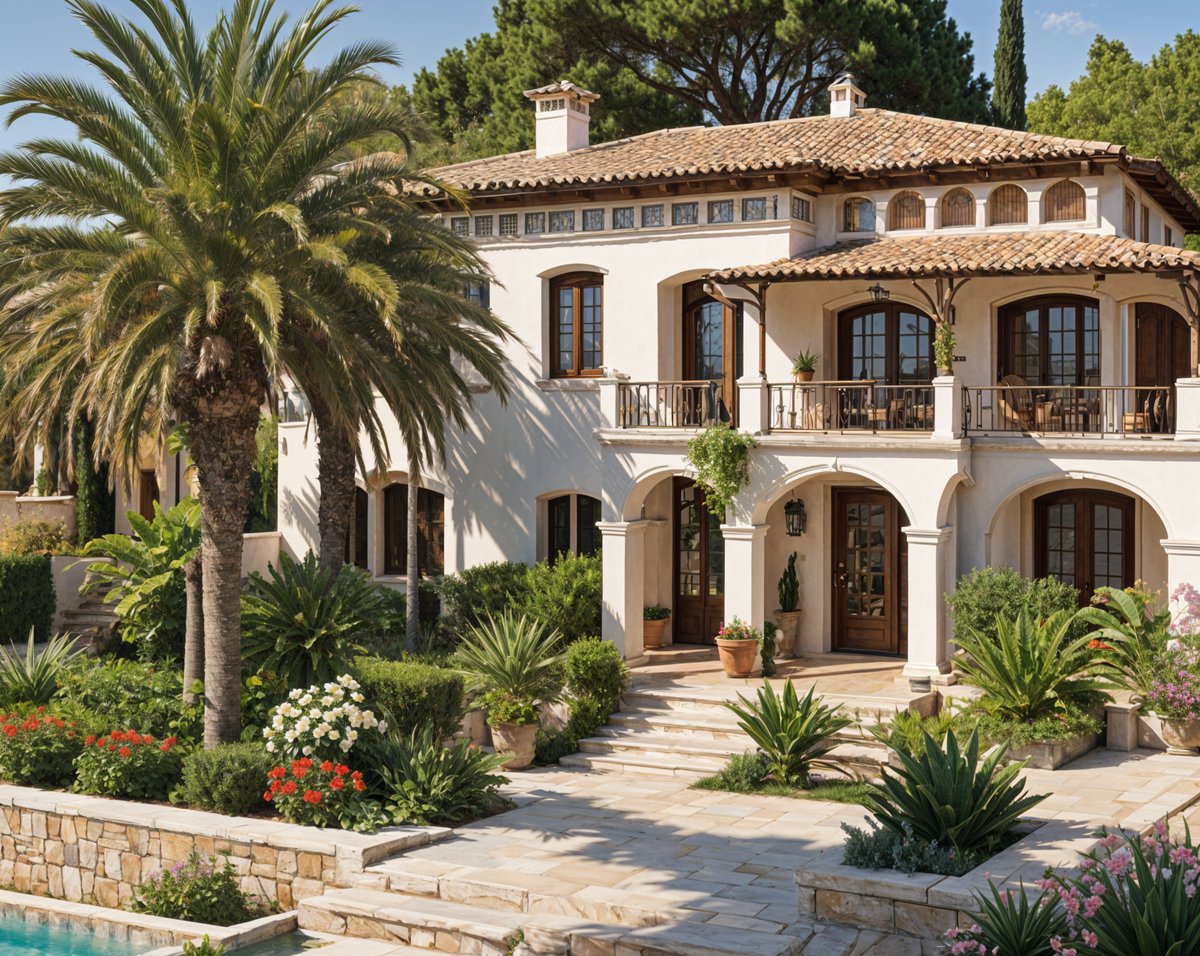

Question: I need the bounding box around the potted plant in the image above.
[934,323,955,376]
[643,605,671,648]
[773,552,802,657]
[454,612,566,771]
[791,348,819,382]
[716,617,761,678]
[480,691,539,769]
[1141,640,1200,755]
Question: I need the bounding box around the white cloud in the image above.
[1040,11,1098,34]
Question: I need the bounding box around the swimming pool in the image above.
[0,913,141,956]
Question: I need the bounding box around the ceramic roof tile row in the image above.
[427,109,1126,194]
[706,231,1200,283]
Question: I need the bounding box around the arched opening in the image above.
[939,188,975,228]
[549,271,603,378]
[988,184,1028,225]
[998,295,1099,386]
[887,191,925,231]
[842,197,876,233]
[1034,488,1133,598]
[1043,180,1086,223]
[674,477,725,644]
[541,491,601,562]
[344,486,368,569]
[682,280,742,424]
[382,482,445,577]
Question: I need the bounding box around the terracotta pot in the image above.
[794,369,816,383]
[716,638,758,678]
[490,721,538,770]
[1156,714,1200,755]
[643,616,670,649]
[772,610,802,657]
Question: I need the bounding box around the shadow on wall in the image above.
[278,473,319,561]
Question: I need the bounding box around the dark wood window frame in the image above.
[939,188,976,228]
[1034,489,1134,597]
[1043,180,1086,223]
[683,280,743,423]
[988,184,1028,225]
[998,295,1100,386]
[550,272,604,378]
[383,483,445,577]
[546,493,602,561]
[837,302,935,384]
[887,191,925,231]
[344,486,369,570]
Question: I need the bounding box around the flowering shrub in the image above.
[262,674,385,760]
[133,851,261,925]
[264,757,387,832]
[0,709,86,788]
[1142,641,1200,720]
[1169,582,1200,637]
[947,823,1200,955]
[717,617,760,641]
[74,730,182,799]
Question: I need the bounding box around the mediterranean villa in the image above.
[268,74,1200,688]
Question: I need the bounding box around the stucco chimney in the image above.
[828,73,866,118]
[523,80,601,158]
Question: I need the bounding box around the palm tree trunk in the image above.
[406,453,419,652]
[312,397,356,572]
[183,555,203,705]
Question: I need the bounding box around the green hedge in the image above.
[0,554,55,642]
[177,743,276,816]
[353,656,465,741]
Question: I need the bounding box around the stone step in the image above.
[641,644,718,665]
[606,710,889,745]
[621,687,932,720]
[559,751,727,777]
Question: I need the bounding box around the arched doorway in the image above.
[832,487,909,655]
[683,281,742,424]
[1034,489,1134,598]
[673,477,724,643]
[838,302,934,383]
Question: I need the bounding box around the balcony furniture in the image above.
[997,374,1035,429]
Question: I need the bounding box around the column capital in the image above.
[719,523,769,541]
[597,519,650,539]
[902,525,952,544]
[1161,538,1200,557]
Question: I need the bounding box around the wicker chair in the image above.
[996,374,1035,430]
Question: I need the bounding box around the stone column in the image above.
[721,525,768,630]
[737,375,770,434]
[931,375,963,439]
[1163,539,1200,593]
[598,520,648,665]
[902,526,954,688]
[596,369,629,430]
[1174,379,1200,441]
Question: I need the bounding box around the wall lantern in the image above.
[784,498,807,536]
[867,282,890,303]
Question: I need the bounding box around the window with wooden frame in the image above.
[886,191,925,231]
[343,487,368,569]
[1043,180,1086,223]
[1034,489,1133,595]
[998,296,1100,386]
[1165,225,1175,247]
[838,303,934,384]
[546,493,601,561]
[550,273,604,377]
[382,483,445,577]
[988,184,1028,225]
[939,188,976,228]
[1141,204,1150,243]
[842,197,876,232]
[1124,189,1136,237]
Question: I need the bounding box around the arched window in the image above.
[382,483,445,577]
[842,197,876,233]
[1035,489,1133,595]
[547,493,602,561]
[550,272,603,377]
[1043,180,1086,223]
[344,486,368,569]
[939,188,976,228]
[887,191,925,231]
[999,296,1099,386]
[988,184,1028,225]
[838,303,934,384]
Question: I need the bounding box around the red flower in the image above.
[108,744,117,752]
[303,790,322,805]
[293,766,307,780]
[268,767,286,780]
[329,777,344,791]
[350,770,363,781]
[353,779,366,792]
[319,760,334,773]
[163,737,176,747]
[3,727,16,738]
[159,743,171,752]
[263,790,274,803]
[142,734,154,745]
[269,780,281,794]
[119,747,131,758]
[335,764,349,777]
[281,780,297,796]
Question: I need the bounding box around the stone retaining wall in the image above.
[0,784,446,911]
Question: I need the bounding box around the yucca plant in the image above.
[0,629,83,706]
[950,883,1068,956]
[242,552,396,688]
[454,612,566,704]
[955,607,1117,721]
[379,728,509,825]
[724,680,852,787]
[869,729,1046,856]
[1076,585,1172,695]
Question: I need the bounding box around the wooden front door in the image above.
[1136,303,1189,431]
[683,283,741,425]
[673,478,725,644]
[832,488,907,655]
[1035,490,1134,599]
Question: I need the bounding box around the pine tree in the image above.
[992,0,1028,129]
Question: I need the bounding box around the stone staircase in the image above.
[59,594,118,646]
[559,676,938,779]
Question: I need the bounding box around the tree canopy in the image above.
[1029,32,1200,194]
[408,0,991,163]
[991,0,1027,130]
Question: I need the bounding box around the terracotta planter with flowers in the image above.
[643,605,671,649]
[715,617,761,678]
[1157,715,1200,755]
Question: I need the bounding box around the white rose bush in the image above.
[263,675,387,760]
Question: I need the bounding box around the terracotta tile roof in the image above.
[706,232,1200,283]
[429,109,1125,194]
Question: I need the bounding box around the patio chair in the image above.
[996,374,1035,430]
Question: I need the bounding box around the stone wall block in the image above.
[815,889,895,931]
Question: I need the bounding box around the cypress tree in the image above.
[992,0,1028,129]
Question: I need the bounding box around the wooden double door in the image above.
[832,488,908,656]
[683,282,742,425]
[1034,490,1134,599]
[673,478,725,644]
[1135,303,1190,432]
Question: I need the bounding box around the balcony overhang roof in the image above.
[706,231,1200,284]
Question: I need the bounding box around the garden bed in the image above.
[1006,729,1103,770]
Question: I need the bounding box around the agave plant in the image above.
[242,551,397,688]
[378,727,509,825]
[954,607,1118,721]
[950,883,1068,956]
[870,729,1047,856]
[454,612,566,704]
[724,680,852,787]
[1076,585,1173,695]
[0,629,83,706]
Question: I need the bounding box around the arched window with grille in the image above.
[988,184,1028,225]
[1043,180,1086,223]
[842,197,876,233]
[939,188,976,228]
[886,191,925,231]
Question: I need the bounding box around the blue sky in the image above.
[0,0,1193,153]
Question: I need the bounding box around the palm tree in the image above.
[0,0,423,746]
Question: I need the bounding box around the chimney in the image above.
[828,73,866,118]
[523,80,600,158]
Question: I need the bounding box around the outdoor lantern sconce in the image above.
[867,282,890,303]
[784,498,807,536]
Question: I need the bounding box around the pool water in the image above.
[0,915,139,955]
[232,932,332,955]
